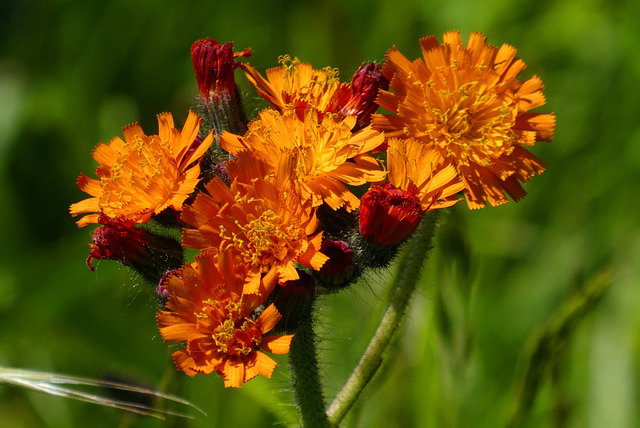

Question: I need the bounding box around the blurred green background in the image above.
[1,0,639,426]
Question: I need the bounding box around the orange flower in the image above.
[244,56,350,117]
[387,138,464,211]
[181,153,328,294]
[70,112,214,226]
[157,253,294,388]
[244,57,388,130]
[220,108,386,211]
[373,31,555,209]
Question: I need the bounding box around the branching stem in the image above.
[327,213,440,426]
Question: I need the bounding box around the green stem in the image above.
[289,310,330,428]
[327,212,440,426]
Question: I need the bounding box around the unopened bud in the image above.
[342,62,389,131]
[213,160,231,186]
[191,38,252,138]
[191,38,251,103]
[271,271,316,333]
[315,240,360,291]
[87,217,184,284]
[156,269,180,306]
[359,183,423,247]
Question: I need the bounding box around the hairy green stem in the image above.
[327,212,440,426]
[289,311,330,428]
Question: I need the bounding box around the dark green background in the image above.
[1,0,639,426]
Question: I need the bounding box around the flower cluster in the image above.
[70,33,554,387]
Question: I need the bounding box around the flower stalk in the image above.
[327,211,440,426]
[289,311,330,428]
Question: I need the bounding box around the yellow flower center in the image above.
[221,209,304,271]
[415,67,520,166]
[277,55,341,111]
[203,299,262,357]
[100,134,179,216]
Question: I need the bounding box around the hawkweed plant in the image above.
[68,32,555,427]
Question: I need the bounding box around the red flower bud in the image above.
[343,62,389,131]
[359,183,423,246]
[87,216,183,283]
[191,38,251,103]
[319,240,354,278]
[272,271,317,332]
[156,269,180,305]
[213,159,231,186]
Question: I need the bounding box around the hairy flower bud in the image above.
[156,269,180,306]
[87,217,184,284]
[191,38,252,143]
[319,240,354,277]
[191,38,251,103]
[271,271,316,333]
[359,183,423,247]
[342,62,389,131]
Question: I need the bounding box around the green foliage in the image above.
[1,0,639,426]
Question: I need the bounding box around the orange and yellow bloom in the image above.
[157,253,293,388]
[70,112,214,226]
[181,153,328,294]
[244,57,388,131]
[360,138,464,247]
[220,108,386,211]
[244,56,350,118]
[387,138,464,211]
[374,31,555,209]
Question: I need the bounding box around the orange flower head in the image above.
[157,253,294,388]
[374,31,555,209]
[181,153,328,294]
[220,108,386,211]
[70,112,214,227]
[387,138,464,212]
[244,55,351,118]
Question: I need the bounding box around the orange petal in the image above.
[69,197,99,216]
[172,350,198,377]
[158,322,197,342]
[122,122,145,143]
[78,214,100,227]
[222,358,245,388]
[76,173,102,197]
[254,352,277,378]
[256,304,282,334]
[260,335,294,354]
[243,272,262,295]
[156,112,175,143]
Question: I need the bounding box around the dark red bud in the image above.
[319,240,354,278]
[213,160,231,186]
[359,183,423,246]
[191,38,251,103]
[156,269,180,305]
[87,217,183,284]
[272,271,316,332]
[343,62,389,131]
